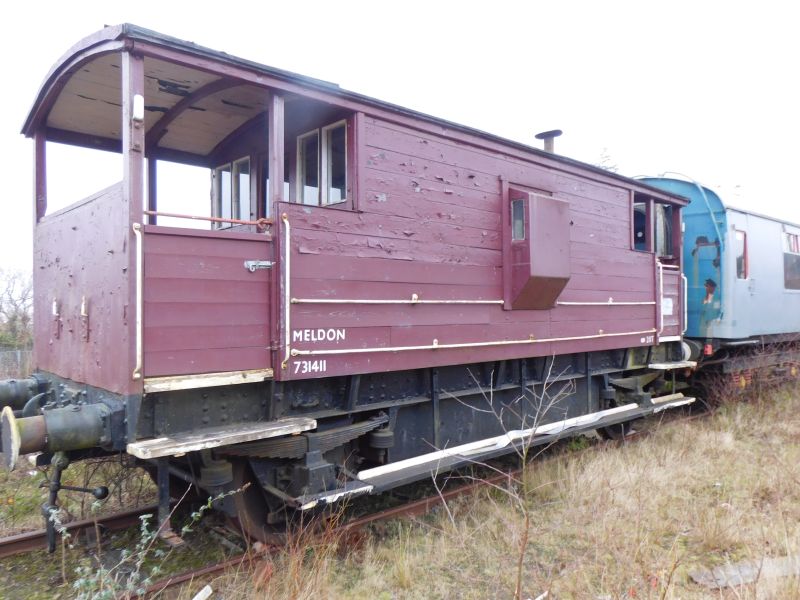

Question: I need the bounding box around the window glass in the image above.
[785,233,800,289]
[216,164,232,221]
[734,230,747,279]
[299,132,320,205]
[213,157,249,228]
[633,202,647,251]
[233,158,250,220]
[511,199,525,241]
[325,123,347,204]
[654,204,673,257]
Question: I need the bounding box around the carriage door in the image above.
[654,202,683,341]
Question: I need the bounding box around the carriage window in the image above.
[784,232,800,290]
[633,201,647,251]
[213,156,250,228]
[298,131,320,205]
[297,120,348,207]
[734,230,747,279]
[511,199,525,240]
[323,122,347,205]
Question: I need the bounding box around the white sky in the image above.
[2,1,799,271]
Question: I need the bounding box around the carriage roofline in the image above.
[21,23,687,205]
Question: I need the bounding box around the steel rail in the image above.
[0,503,159,559]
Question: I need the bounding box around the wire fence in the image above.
[0,349,32,378]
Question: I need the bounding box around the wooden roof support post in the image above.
[147,157,157,225]
[33,129,47,223]
[122,49,145,394]
[268,91,285,205]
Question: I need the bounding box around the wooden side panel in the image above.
[143,226,272,377]
[278,117,663,381]
[33,184,135,393]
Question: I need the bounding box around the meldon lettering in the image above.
[292,328,346,343]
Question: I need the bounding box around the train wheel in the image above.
[596,393,637,440]
[597,418,633,441]
[230,459,287,544]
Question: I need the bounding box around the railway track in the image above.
[142,407,707,597]
[0,503,160,559]
[0,405,705,597]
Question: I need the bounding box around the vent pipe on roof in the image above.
[535,129,562,153]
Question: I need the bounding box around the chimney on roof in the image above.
[535,129,563,153]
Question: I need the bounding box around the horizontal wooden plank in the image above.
[145,278,269,303]
[570,223,629,248]
[290,278,500,301]
[363,170,500,213]
[144,301,269,327]
[144,346,270,377]
[144,324,268,352]
[292,228,500,266]
[360,191,503,231]
[289,253,501,285]
[127,417,316,459]
[145,253,270,281]
[566,273,655,293]
[145,236,273,260]
[364,147,501,196]
[291,304,494,329]
[288,203,501,250]
[571,256,653,278]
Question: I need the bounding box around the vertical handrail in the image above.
[281,214,291,371]
[681,273,688,334]
[657,261,664,337]
[132,223,144,380]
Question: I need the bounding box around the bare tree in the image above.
[0,269,33,348]
[595,148,619,173]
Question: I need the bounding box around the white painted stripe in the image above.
[291,297,504,305]
[292,329,657,357]
[357,403,638,482]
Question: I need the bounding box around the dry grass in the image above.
[186,383,800,599]
[0,456,156,536]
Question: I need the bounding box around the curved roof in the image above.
[22,23,687,201]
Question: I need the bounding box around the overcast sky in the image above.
[2,1,798,271]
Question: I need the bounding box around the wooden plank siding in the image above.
[142,226,273,377]
[33,184,136,393]
[278,116,662,381]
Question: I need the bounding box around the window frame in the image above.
[296,119,349,208]
[734,229,748,279]
[212,155,251,229]
[784,231,800,290]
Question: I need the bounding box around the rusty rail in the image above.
[143,210,272,230]
[0,504,159,559]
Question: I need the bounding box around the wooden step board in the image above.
[127,417,317,459]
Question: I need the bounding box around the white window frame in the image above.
[213,155,250,229]
[296,120,348,207]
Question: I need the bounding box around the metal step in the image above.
[648,360,697,370]
[356,397,695,492]
[294,479,375,511]
[127,417,317,459]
